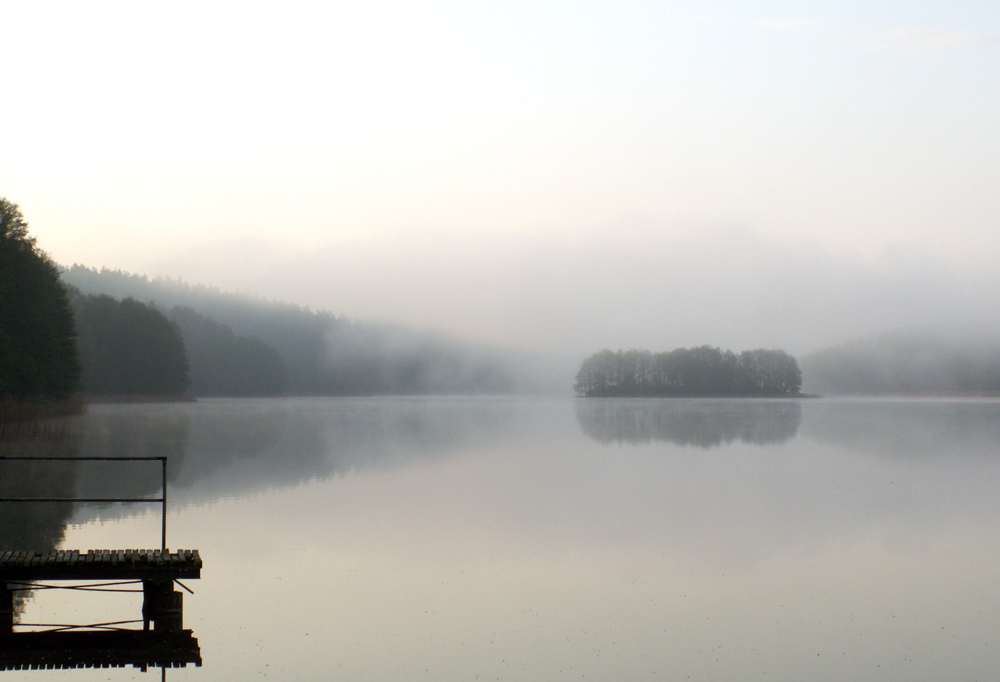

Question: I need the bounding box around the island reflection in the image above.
[575,398,802,447]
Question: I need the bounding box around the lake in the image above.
[3,396,1000,680]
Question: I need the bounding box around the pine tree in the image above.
[0,199,80,399]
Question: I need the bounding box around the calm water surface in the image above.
[5,396,1000,680]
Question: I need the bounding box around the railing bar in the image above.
[8,585,144,594]
[8,580,143,589]
[0,498,164,503]
[0,456,166,461]
[17,620,143,629]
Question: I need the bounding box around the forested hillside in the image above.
[801,331,1000,395]
[575,346,802,397]
[169,306,285,396]
[71,293,189,396]
[61,265,521,395]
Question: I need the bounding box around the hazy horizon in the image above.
[58,222,1000,363]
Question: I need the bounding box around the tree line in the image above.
[574,346,802,397]
[72,293,190,396]
[0,198,287,400]
[70,293,290,398]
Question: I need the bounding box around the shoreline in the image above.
[83,394,197,404]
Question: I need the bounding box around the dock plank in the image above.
[0,550,201,581]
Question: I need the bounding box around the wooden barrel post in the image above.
[154,589,183,632]
[142,579,183,632]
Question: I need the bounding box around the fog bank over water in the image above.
[147,221,1000,361]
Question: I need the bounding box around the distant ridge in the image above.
[61,265,523,396]
[800,329,1000,396]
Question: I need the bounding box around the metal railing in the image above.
[0,457,168,550]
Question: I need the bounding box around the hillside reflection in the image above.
[70,398,536,512]
[0,414,84,552]
[575,398,802,447]
[0,419,84,621]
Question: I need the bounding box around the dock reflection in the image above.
[0,628,201,671]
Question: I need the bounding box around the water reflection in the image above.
[0,422,84,626]
[8,397,1000,681]
[74,406,188,502]
[0,459,77,554]
[575,398,802,446]
[3,398,544,548]
[75,398,540,509]
[0,415,83,553]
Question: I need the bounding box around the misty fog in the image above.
[143,220,1000,369]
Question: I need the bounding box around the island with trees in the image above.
[574,346,802,397]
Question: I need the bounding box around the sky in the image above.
[3,0,999,358]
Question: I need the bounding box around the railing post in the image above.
[161,457,167,552]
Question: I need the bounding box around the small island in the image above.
[574,346,802,397]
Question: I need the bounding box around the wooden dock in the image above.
[1,549,202,636]
[0,457,202,669]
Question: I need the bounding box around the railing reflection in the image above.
[576,398,802,447]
